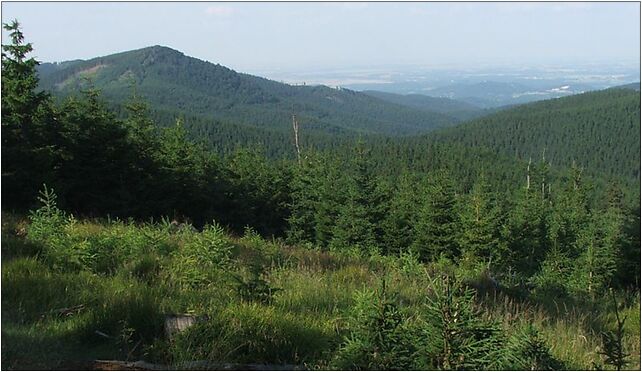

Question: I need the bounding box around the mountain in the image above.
[37,46,461,138]
[362,90,490,121]
[613,82,641,91]
[419,88,641,185]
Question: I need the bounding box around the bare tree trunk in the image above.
[292,114,301,165]
[526,157,531,190]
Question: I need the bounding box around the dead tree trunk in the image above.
[292,113,301,165]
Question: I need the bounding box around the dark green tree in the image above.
[412,171,460,261]
[1,20,57,208]
[457,173,504,265]
[381,171,421,255]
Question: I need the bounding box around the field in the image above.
[2,208,639,370]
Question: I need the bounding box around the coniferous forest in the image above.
[2,21,640,370]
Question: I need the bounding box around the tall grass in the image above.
[2,209,640,370]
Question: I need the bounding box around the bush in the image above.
[504,324,565,370]
[421,275,505,370]
[332,281,421,370]
[167,221,232,289]
[232,262,280,304]
[26,186,95,272]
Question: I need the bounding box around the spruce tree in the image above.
[457,174,504,265]
[382,171,420,255]
[412,171,459,261]
[1,20,57,208]
[286,154,322,245]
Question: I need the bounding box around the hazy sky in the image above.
[2,2,640,72]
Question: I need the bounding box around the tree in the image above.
[412,171,459,261]
[422,275,504,370]
[381,171,420,255]
[287,154,323,245]
[457,174,504,265]
[568,213,618,297]
[1,20,57,208]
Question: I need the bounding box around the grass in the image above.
[1,211,640,370]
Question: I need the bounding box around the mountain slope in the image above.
[421,88,641,183]
[37,46,460,137]
[613,82,641,91]
[362,90,489,121]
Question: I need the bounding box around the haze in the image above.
[1,1,640,73]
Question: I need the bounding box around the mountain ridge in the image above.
[37,45,463,137]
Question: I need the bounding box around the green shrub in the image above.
[598,291,631,370]
[332,281,421,370]
[421,275,505,370]
[27,186,95,272]
[168,222,232,289]
[122,253,164,284]
[232,262,281,304]
[505,324,565,370]
[396,250,424,277]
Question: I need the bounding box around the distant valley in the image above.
[260,63,640,108]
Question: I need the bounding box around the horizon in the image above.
[2,2,640,74]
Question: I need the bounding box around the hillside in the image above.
[614,82,641,91]
[420,88,641,184]
[362,90,489,121]
[37,46,461,137]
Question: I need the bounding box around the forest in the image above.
[2,21,640,370]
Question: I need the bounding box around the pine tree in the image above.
[503,171,549,278]
[412,171,459,261]
[546,163,590,259]
[569,213,618,297]
[313,155,345,248]
[382,171,420,255]
[457,174,504,265]
[423,275,504,370]
[329,142,386,254]
[1,20,57,208]
[286,154,322,245]
[329,182,378,254]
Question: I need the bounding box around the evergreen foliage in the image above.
[412,171,460,261]
[422,275,504,370]
[332,281,420,370]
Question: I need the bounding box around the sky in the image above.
[1,1,640,73]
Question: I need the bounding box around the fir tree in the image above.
[1,20,57,208]
[457,173,504,265]
[412,171,459,261]
[382,171,420,255]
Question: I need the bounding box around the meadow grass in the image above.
[1,212,639,370]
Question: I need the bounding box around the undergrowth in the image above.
[2,194,640,370]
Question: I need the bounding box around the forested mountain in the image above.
[614,81,641,91]
[37,46,461,137]
[362,90,489,121]
[418,88,641,186]
[31,45,640,201]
